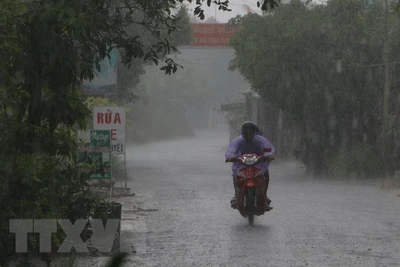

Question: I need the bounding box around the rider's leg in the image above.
[231,175,239,208]
[264,170,271,205]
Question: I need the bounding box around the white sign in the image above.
[93,106,126,154]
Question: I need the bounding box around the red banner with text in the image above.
[187,23,237,47]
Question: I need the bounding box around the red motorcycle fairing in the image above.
[236,165,267,217]
[246,180,255,187]
[227,153,273,224]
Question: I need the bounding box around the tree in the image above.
[0,1,184,153]
[109,6,193,104]
[229,0,400,176]
[0,0,277,264]
[2,0,269,153]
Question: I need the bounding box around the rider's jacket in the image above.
[225,135,275,176]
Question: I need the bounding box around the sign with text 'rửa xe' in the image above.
[93,107,126,154]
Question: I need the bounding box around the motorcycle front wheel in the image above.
[246,188,256,226]
[248,213,254,225]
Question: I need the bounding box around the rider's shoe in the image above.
[231,196,237,209]
[265,196,272,211]
[264,204,273,211]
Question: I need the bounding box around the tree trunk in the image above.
[25,83,42,153]
[24,19,43,154]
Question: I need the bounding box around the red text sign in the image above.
[93,107,126,154]
[96,112,122,125]
[188,23,237,47]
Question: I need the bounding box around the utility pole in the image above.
[277,109,283,157]
[215,4,217,22]
[381,0,390,176]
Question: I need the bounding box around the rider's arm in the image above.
[258,136,275,159]
[225,136,242,160]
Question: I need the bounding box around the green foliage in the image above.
[83,97,118,129]
[84,97,118,109]
[0,0,198,154]
[330,144,385,179]
[0,0,275,264]
[0,152,102,264]
[42,87,91,134]
[170,7,194,46]
[114,57,145,104]
[0,88,102,265]
[109,6,192,103]
[229,0,400,176]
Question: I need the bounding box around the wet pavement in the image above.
[82,130,400,267]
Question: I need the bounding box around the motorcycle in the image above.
[226,154,274,226]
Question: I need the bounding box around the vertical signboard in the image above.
[82,48,118,95]
[78,130,111,180]
[93,107,126,154]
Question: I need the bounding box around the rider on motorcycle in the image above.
[225,121,275,210]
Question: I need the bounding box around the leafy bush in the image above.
[0,111,107,264]
[329,144,385,179]
[0,152,103,263]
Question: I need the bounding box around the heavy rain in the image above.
[1,0,400,266]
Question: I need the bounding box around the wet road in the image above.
[120,130,400,267]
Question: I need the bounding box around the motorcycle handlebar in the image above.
[225,158,240,163]
[225,156,275,163]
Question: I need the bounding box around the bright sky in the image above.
[181,0,323,23]
[183,0,264,23]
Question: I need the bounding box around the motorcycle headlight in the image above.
[244,157,256,165]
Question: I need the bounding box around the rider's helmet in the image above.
[241,121,257,134]
[241,121,257,141]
